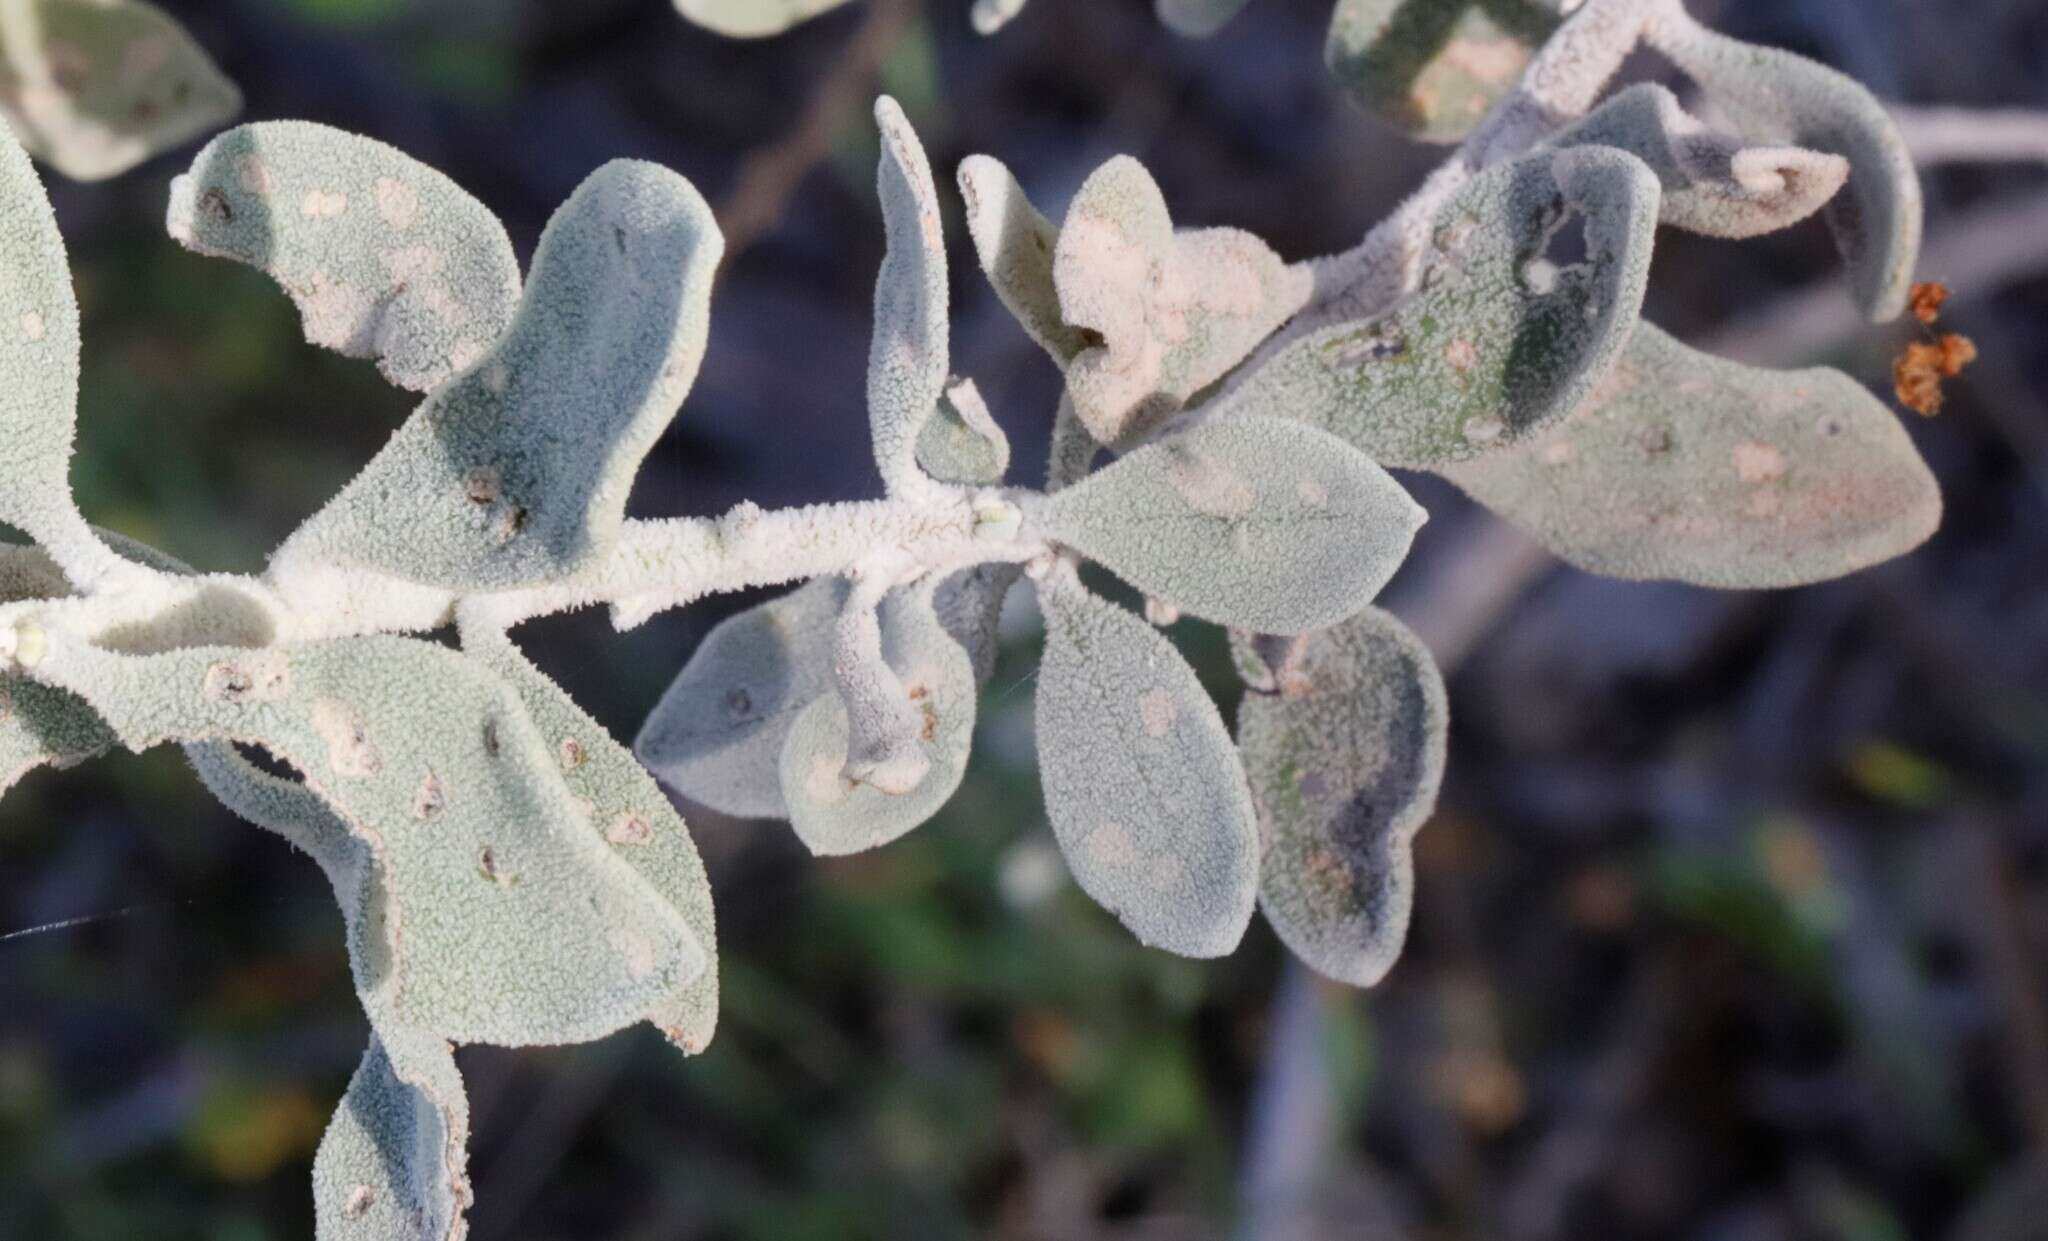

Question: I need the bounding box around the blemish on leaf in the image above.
[558,737,586,771]
[202,651,289,704]
[343,1185,375,1219]
[1138,688,1175,738]
[235,155,270,195]
[300,189,347,219]
[605,813,654,847]
[477,846,515,886]
[1463,415,1506,445]
[1166,446,1256,518]
[412,770,446,820]
[373,176,419,229]
[463,466,501,505]
[1445,338,1478,373]
[19,311,44,341]
[1731,440,1787,484]
[310,698,381,777]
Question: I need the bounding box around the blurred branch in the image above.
[1896,107,2048,167]
[714,0,916,262]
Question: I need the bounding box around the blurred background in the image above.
[3,0,2046,1236]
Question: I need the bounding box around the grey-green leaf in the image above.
[932,561,1018,685]
[778,584,976,856]
[0,0,239,181]
[1546,83,1849,240]
[673,0,854,37]
[868,96,950,497]
[167,122,523,393]
[1238,608,1447,987]
[1156,0,1251,38]
[1210,145,1659,467]
[30,634,706,1047]
[958,154,1091,365]
[1439,324,1942,587]
[1046,416,1426,634]
[274,160,722,592]
[471,634,720,1055]
[1324,0,1561,144]
[1034,577,1258,957]
[0,544,111,793]
[915,378,1010,486]
[312,1028,470,1241]
[636,578,849,821]
[1649,14,1921,321]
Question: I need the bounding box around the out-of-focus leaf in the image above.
[1237,608,1447,987]
[1324,0,1560,143]
[1439,324,1942,587]
[168,122,522,393]
[1045,416,1425,634]
[1156,0,1251,38]
[0,0,239,180]
[673,0,854,38]
[1034,577,1258,958]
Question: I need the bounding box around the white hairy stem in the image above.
[0,487,1049,672]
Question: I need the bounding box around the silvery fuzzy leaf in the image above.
[1650,13,1921,321]
[27,632,706,1047]
[1324,0,1561,144]
[1545,83,1849,240]
[1053,156,1312,448]
[1034,576,1258,958]
[636,578,849,821]
[0,0,239,181]
[1439,323,1942,587]
[778,582,977,856]
[932,561,1018,686]
[1237,608,1447,987]
[958,154,1091,365]
[673,0,854,37]
[274,159,722,593]
[1045,416,1426,634]
[916,378,1010,487]
[167,122,523,394]
[868,96,952,498]
[1209,145,1659,467]
[311,1028,470,1241]
[469,634,720,1055]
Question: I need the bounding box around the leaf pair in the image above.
[168,122,724,599]
[960,150,1312,450]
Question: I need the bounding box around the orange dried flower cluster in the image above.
[1893,282,1977,416]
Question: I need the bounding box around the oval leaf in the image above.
[1237,608,1447,987]
[1046,416,1426,634]
[636,577,849,820]
[674,0,854,36]
[1034,577,1258,958]
[1210,145,1659,467]
[274,160,722,593]
[0,0,239,181]
[778,584,976,856]
[1439,324,1942,587]
[168,122,523,393]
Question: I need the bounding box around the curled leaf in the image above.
[1045,416,1425,634]
[636,578,848,821]
[1034,576,1258,958]
[274,160,722,594]
[1440,324,1942,587]
[168,122,523,393]
[1212,145,1658,466]
[1237,608,1447,987]
[1545,83,1849,240]
[868,96,951,498]
[916,377,1010,487]
[1649,12,1922,321]
[1054,156,1311,447]
[1325,0,1561,143]
[0,0,239,181]
[778,583,976,856]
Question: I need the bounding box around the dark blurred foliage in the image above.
[3,0,2047,1237]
